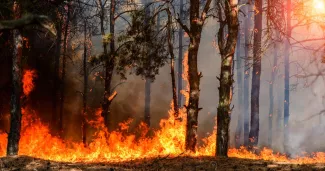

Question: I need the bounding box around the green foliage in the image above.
[116,9,169,80]
[102,34,112,44]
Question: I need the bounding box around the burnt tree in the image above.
[216,0,239,157]
[248,0,262,149]
[7,1,23,156]
[176,0,212,152]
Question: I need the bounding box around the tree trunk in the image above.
[248,0,262,149]
[144,78,151,126]
[284,0,291,153]
[268,31,279,147]
[82,19,88,146]
[7,1,22,156]
[185,0,202,152]
[52,18,62,131]
[216,0,239,157]
[243,1,252,146]
[235,25,243,148]
[143,0,152,127]
[59,4,70,136]
[101,0,116,131]
[167,10,179,119]
[178,0,184,108]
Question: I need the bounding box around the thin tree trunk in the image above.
[216,0,239,157]
[82,19,88,146]
[144,79,151,126]
[7,1,22,156]
[178,0,184,108]
[235,25,243,148]
[59,4,70,136]
[143,1,151,126]
[243,1,252,146]
[248,0,262,149]
[268,31,279,147]
[284,0,291,153]
[167,10,179,118]
[52,18,62,131]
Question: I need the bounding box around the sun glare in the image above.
[314,0,325,12]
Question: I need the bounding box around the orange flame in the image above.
[22,70,37,96]
[1,65,325,164]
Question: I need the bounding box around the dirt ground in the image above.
[1,156,325,171]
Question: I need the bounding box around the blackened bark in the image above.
[235,25,243,148]
[7,2,22,156]
[59,4,70,136]
[178,0,184,108]
[185,0,210,152]
[216,0,239,157]
[167,10,179,118]
[248,0,262,149]
[283,0,291,153]
[100,0,116,131]
[243,1,252,146]
[144,78,151,126]
[52,18,62,130]
[82,20,88,146]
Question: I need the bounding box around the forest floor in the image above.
[1,155,325,171]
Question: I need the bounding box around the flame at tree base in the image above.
[1,69,325,164]
[1,106,325,164]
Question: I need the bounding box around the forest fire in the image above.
[0,70,324,164]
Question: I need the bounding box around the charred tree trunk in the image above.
[82,20,88,146]
[100,0,116,131]
[268,31,279,147]
[144,78,151,126]
[52,17,62,130]
[59,4,70,136]
[243,1,252,146]
[178,0,184,108]
[7,1,22,156]
[235,24,243,148]
[184,0,212,152]
[143,0,152,127]
[284,0,291,153]
[248,0,262,149]
[167,10,179,118]
[216,0,239,157]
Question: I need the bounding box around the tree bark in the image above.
[284,0,291,153]
[82,19,88,146]
[216,0,239,157]
[178,0,184,108]
[167,10,179,119]
[52,17,62,131]
[59,4,70,136]
[268,31,279,147]
[243,1,252,146]
[235,24,243,148]
[7,1,23,156]
[248,0,262,149]
[144,78,151,126]
[100,0,116,131]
